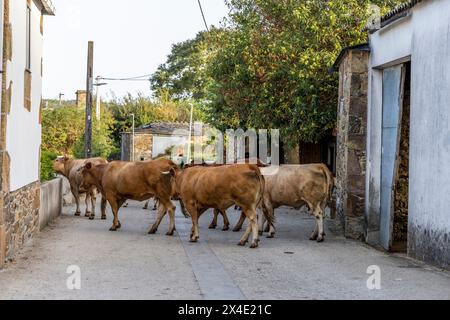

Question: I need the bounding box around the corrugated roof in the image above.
[137,122,192,135]
[128,122,211,136]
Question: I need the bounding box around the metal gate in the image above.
[380,65,405,250]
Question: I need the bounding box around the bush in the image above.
[40,150,58,182]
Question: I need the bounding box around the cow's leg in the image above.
[162,198,176,236]
[153,199,159,211]
[88,190,97,220]
[184,203,200,242]
[238,207,259,248]
[209,209,219,229]
[108,197,121,231]
[191,214,200,242]
[100,196,107,220]
[259,212,266,235]
[143,200,149,210]
[233,212,246,232]
[310,222,319,241]
[148,202,167,234]
[71,187,81,216]
[221,210,230,231]
[84,192,91,217]
[313,204,325,242]
[263,203,276,238]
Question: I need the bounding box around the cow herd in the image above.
[53,157,334,249]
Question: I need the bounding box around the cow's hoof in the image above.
[258,231,263,236]
[309,234,318,241]
[74,212,81,217]
[208,224,216,229]
[166,231,174,236]
[267,234,275,239]
[109,227,117,231]
[223,226,230,231]
[233,227,241,232]
[250,242,259,249]
[238,241,247,246]
[101,216,107,220]
[148,229,157,234]
[89,216,95,221]
[316,237,324,243]
[190,237,198,243]
[117,221,122,229]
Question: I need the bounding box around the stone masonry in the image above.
[334,48,369,240]
[4,181,40,261]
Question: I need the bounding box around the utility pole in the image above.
[131,113,135,162]
[187,103,194,164]
[85,41,94,158]
[95,76,101,120]
[58,93,64,106]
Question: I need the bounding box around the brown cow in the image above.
[80,158,179,234]
[166,164,272,248]
[227,164,334,242]
[53,157,108,220]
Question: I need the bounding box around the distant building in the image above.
[121,122,212,164]
[0,0,55,268]
[333,0,450,269]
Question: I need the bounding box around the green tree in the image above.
[150,31,216,102]
[204,0,403,145]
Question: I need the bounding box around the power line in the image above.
[100,74,152,81]
[197,0,209,31]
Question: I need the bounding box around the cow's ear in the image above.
[170,167,177,177]
[85,162,93,170]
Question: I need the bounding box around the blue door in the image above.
[380,65,405,251]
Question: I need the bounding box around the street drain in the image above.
[284,251,294,255]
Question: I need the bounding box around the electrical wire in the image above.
[197,0,209,31]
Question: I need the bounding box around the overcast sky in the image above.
[43,0,229,101]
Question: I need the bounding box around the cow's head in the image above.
[161,167,180,198]
[53,156,69,175]
[79,162,96,188]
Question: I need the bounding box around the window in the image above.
[26,4,31,70]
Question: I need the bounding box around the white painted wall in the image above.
[7,0,43,191]
[367,0,450,265]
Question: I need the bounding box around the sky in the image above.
[43,0,229,101]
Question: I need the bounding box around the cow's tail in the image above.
[252,165,274,227]
[320,164,335,207]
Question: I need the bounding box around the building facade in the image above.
[0,0,55,268]
[335,0,450,269]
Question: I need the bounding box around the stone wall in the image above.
[121,133,153,161]
[335,49,369,240]
[133,134,153,161]
[4,181,40,261]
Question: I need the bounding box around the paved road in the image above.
[1,201,450,300]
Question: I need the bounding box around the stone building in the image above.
[121,122,212,163]
[0,0,55,268]
[334,0,450,269]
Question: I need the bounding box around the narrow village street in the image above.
[1,201,450,300]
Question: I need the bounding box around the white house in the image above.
[335,0,450,269]
[0,0,55,268]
